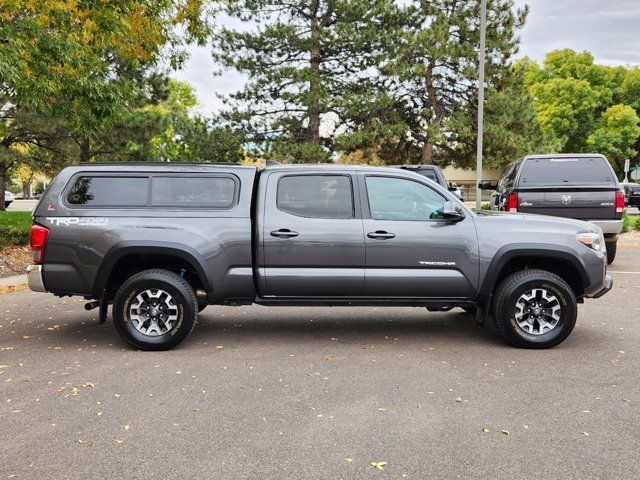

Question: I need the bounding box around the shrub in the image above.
[0,211,32,247]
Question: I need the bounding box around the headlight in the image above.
[576,232,606,254]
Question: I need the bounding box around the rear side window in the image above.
[519,158,615,186]
[277,175,354,219]
[151,176,236,208]
[498,163,518,189]
[67,176,148,206]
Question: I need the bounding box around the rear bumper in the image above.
[27,264,46,292]
[588,219,623,236]
[590,274,613,299]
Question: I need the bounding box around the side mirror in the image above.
[448,182,458,191]
[442,201,465,222]
[478,180,497,190]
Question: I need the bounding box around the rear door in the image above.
[259,171,365,297]
[359,173,478,299]
[516,157,618,220]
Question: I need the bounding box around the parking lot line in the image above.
[608,271,640,274]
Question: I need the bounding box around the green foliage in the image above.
[523,50,640,172]
[587,105,640,171]
[453,63,562,169]
[213,0,400,162]
[622,211,640,233]
[0,212,32,247]
[0,0,214,209]
[334,0,536,168]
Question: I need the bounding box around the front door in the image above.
[360,174,479,298]
[260,171,365,297]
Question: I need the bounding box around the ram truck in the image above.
[27,163,612,350]
[480,154,624,264]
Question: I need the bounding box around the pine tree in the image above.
[213,0,400,162]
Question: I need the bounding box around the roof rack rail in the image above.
[265,160,280,166]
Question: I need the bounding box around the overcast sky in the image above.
[173,0,640,114]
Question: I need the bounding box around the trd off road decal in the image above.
[46,217,109,227]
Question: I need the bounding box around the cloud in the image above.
[515,0,640,66]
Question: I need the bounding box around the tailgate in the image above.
[517,187,616,220]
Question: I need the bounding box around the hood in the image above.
[475,210,599,233]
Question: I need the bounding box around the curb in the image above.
[0,274,28,288]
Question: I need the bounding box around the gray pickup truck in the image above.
[28,163,611,350]
[480,154,624,264]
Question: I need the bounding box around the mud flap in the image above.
[99,290,108,324]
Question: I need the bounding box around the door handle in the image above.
[367,230,395,239]
[270,229,299,238]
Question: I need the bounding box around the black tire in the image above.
[492,269,577,349]
[605,241,617,265]
[112,269,198,351]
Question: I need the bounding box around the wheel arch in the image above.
[479,244,589,299]
[93,241,213,297]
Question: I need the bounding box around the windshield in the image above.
[519,157,615,186]
[415,169,437,182]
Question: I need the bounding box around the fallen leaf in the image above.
[345,458,353,462]
[83,382,95,388]
[500,430,509,436]
[371,461,387,471]
[20,335,31,340]
[522,425,529,429]
[215,345,224,349]
[115,439,124,444]
[124,424,130,431]
[482,427,489,433]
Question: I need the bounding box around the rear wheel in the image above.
[112,269,198,351]
[605,241,617,265]
[492,269,577,348]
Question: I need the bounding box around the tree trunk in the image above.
[422,63,443,165]
[0,164,7,212]
[307,6,321,146]
[22,181,31,200]
[80,137,91,163]
[421,140,434,164]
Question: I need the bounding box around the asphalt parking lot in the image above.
[1,242,639,479]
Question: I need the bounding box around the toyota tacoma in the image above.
[27,163,612,350]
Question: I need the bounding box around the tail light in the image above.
[616,190,625,214]
[506,193,518,212]
[30,224,49,263]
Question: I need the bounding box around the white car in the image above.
[4,191,14,208]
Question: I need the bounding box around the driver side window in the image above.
[365,176,447,221]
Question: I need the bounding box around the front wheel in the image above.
[605,241,617,265]
[492,269,577,349]
[112,269,198,350]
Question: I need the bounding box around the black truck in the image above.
[480,154,624,264]
[28,162,611,350]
